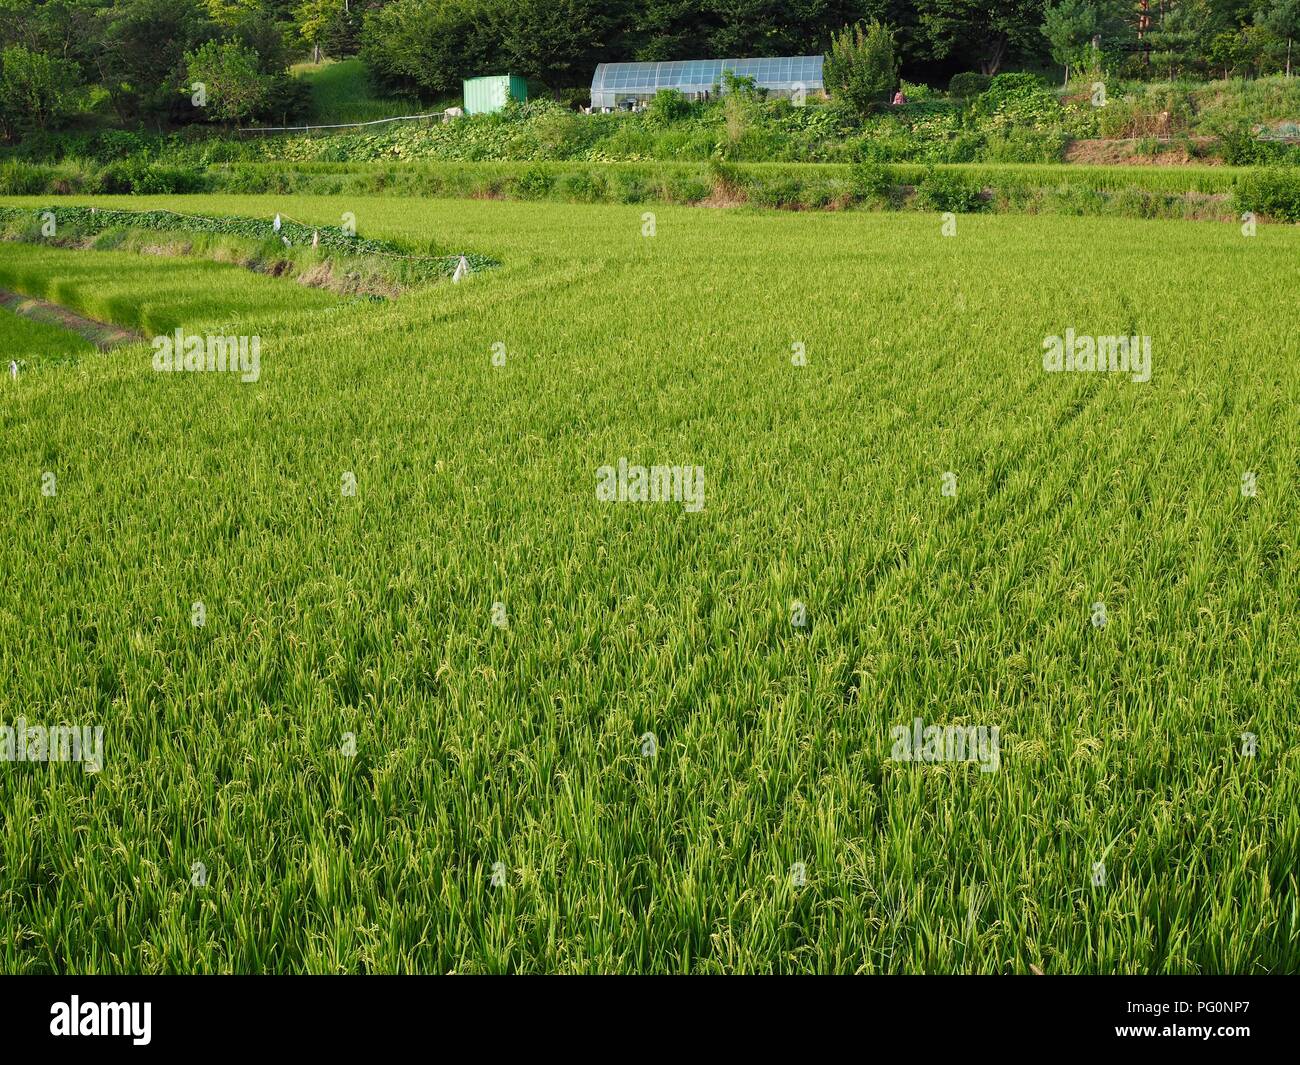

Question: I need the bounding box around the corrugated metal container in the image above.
[463,75,528,115]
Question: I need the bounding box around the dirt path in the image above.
[0,287,142,350]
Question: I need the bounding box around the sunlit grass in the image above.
[0,195,1296,973]
[292,58,434,126]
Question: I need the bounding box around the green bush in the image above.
[824,20,898,116]
[981,129,1068,163]
[99,157,205,195]
[645,89,694,129]
[707,156,744,197]
[559,169,606,202]
[752,176,803,208]
[915,168,985,212]
[1043,183,1108,216]
[1234,168,1300,222]
[948,72,992,98]
[513,165,555,199]
[1218,125,1300,166]
[662,172,711,203]
[976,73,1061,131]
[610,170,649,203]
[849,160,895,202]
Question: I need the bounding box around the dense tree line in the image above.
[2,0,1299,139]
[357,0,1300,94]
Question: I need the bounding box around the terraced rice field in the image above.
[0,195,1296,973]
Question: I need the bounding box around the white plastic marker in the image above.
[452,255,470,283]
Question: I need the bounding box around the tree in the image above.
[1207,27,1249,77]
[185,38,270,123]
[1147,0,1215,80]
[491,0,616,87]
[359,0,496,96]
[1042,0,1099,83]
[297,0,344,63]
[823,19,898,115]
[0,44,80,139]
[1042,0,1133,83]
[1257,0,1300,75]
[915,0,1047,75]
[94,0,216,123]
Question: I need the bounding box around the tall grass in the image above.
[292,59,432,126]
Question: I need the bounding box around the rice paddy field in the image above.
[0,193,1296,974]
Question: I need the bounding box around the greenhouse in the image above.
[590,56,824,110]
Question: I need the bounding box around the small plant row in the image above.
[0,206,499,281]
[0,205,496,269]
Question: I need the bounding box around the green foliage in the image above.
[915,167,986,211]
[1234,166,1300,220]
[360,0,495,97]
[645,89,694,129]
[849,159,896,202]
[186,40,273,125]
[0,45,81,141]
[948,72,992,97]
[824,20,899,116]
[99,159,207,195]
[0,160,49,195]
[1042,0,1100,83]
[981,128,1069,163]
[512,164,556,198]
[976,72,1064,132]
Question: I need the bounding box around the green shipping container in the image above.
[463,74,528,115]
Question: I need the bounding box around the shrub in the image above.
[645,89,694,129]
[1044,183,1108,216]
[915,168,985,212]
[100,157,204,194]
[849,160,895,202]
[824,20,899,116]
[1218,124,1300,166]
[981,129,1068,163]
[752,177,803,208]
[976,73,1061,130]
[184,40,271,125]
[707,156,744,198]
[1234,168,1300,221]
[662,172,711,203]
[559,169,605,202]
[949,72,992,98]
[610,170,650,203]
[0,45,81,140]
[513,165,555,199]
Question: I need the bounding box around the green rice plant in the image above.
[0,304,94,367]
[0,194,1295,975]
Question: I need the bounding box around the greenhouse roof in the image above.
[591,56,824,96]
